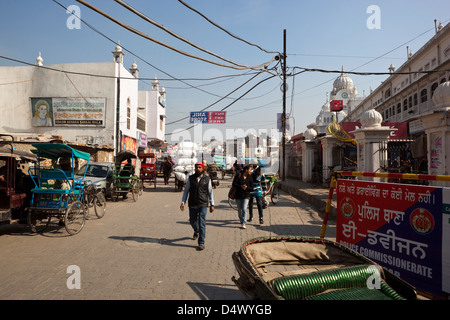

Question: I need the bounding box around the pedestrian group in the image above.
[180,161,266,251]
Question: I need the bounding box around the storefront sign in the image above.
[341,122,408,139]
[208,111,226,123]
[190,111,227,124]
[138,132,147,148]
[121,135,136,153]
[336,179,444,298]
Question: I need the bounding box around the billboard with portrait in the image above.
[30,97,106,127]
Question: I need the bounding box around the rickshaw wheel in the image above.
[94,191,106,219]
[131,181,139,202]
[28,209,51,233]
[64,201,87,235]
[139,179,144,196]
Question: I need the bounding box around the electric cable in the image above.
[53,0,264,99]
[177,0,279,55]
[76,0,278,71]
[165,73,279,135]
[166,71,263,125]
[115,0,272,70]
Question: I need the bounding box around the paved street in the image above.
[0,177,335,300]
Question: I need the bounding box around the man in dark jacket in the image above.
[180,161,215,251]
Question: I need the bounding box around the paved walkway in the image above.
[0,177,335,300]
[278,178,337,221]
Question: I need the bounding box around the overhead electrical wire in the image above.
[165,73,278,135]
[291,19,450,97]
[76,0,278,71]
[177,0,279,55]
[114,0,270,70]
[52,0,271,100]
[166,71,264,125]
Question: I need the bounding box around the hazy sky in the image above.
[1,0,449,144]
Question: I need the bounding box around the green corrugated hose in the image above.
[269,265,405,300]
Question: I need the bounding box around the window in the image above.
[431,82,439,98]
[137,117,145,131]
[403,99,408,111]
[414,93,418,106]
[159,115,164,131]
[409,96,413,109]
[397,103,401,114]
[420,89,428,103]
[385,89,391,99]
[126,97,131,130]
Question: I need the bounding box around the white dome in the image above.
[321,101,330,112]
[304,127,317,140]
[333,73,354,92]
[115,41,122,52]
[360,109,383,128]
[432,81,450,108]
[36,52,43,66]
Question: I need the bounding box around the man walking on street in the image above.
[180,161,215,251]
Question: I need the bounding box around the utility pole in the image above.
[115,61,121,156]
[281,29,287,181]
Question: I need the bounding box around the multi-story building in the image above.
[343,22,450,140]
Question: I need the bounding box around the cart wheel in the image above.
[131,182,139,202]
[271,185,280,204]
[28,209,51,233]
[139,180,143,196]
[112,187,119,202]
[64,201,87,235]
[94,191,106,219]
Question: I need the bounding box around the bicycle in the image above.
[83,182,106,219]
[263,173,279,205]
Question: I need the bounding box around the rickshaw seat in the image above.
[31,188,72,194]
[39,170,73,180]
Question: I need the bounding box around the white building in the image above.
[315,68,365,133]
[0,43,166,156]
[344,22,450,137]
[138,76,167,144]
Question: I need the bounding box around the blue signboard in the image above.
[190,112,208,123]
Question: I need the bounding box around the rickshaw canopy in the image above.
[0,147,39,162]
[115,149,137,164]
[31,143,91,161]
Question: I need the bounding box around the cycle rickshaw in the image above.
[138,153,157,189]
[111,150,142,201]
[27,143,91,235]
[0,134,39,225]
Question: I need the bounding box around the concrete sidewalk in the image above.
[278,178,337,221]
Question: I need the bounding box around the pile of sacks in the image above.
[173,142,198,183]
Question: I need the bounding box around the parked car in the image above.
[75,162,114,198]
[156,159,164,177]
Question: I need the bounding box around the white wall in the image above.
[0,61,138,150]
